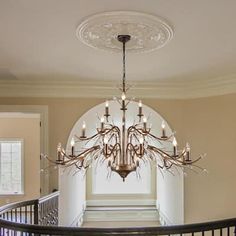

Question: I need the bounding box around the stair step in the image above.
[84,205,159,222]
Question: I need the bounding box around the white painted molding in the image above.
[156,200,173,226]
[76,11,173,53]
[86,199,156,206]
[1,74,236,98]
[70,202,86,227]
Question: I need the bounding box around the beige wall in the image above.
[0,94,236,223]
[0,117,40,206]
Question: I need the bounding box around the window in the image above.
[0,140,23,195]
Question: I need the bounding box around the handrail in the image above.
[0,217,236,235]
[0,192,236,235]
[38,191,59,204]
[0,199,37,215]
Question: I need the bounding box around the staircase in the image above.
[83,205,160,227]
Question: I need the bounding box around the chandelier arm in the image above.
[103,142,121,158]
[146,131,174,141]
[128,126,146,136]
[104,126,120,135]
[188,163,205,172]
[147,145,176,160]
[126,143,142,157]
[147,145,190,167]
[104,143,122,161]
[129,132,143,144]
[130,125,174,142]
[42,154,57,163]
[186,156,203,165]
[75,132,101,142]
[62,145,101,166]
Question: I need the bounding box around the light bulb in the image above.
[82,121,86,129]
[57,143,62,152]
[143,116,147,123]
[138,100,142,107]
[172,137,177,147]
[121,92,126,100]
[139,137,144,144]
[71,137,75,147]
[161,121,165,129]
[186,142,190,152]
[104,136,109,144]
[101,117,105,123]
[105,100,109,107]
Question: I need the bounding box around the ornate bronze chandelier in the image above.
[45,35,203,181]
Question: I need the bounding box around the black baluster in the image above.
[25,206,27,223]
[14,208,17,222]
[34,201,39,225]
[20,207,22,223]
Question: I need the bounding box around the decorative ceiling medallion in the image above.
[76,11,174,53]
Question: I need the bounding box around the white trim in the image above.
[86,199,156,206]
[0,113,40,118]
[1,74,236,98]
[0,105,49,195]
[70,206,86,227]
[159,210,173,226]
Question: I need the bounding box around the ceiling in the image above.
[0,0,236,98]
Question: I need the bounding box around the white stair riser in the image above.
[84,210,159,222]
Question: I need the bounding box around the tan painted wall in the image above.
[0,117,40,206]
[0,94,235,223]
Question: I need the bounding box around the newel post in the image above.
[34,200,39,225]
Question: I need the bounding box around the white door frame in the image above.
[0,105,49,195]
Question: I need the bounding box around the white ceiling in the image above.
[0,0,236,98]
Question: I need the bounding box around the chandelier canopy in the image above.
[44,35,203,181]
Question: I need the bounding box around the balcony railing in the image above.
[0,192,236,236]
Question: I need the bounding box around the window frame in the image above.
[0,138,24,196]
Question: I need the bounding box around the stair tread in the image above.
[86,205,157,211]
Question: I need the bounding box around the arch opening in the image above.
[59,100,184,226]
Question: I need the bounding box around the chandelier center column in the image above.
[118,35,130,166]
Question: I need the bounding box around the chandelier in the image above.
[44,35,203,181]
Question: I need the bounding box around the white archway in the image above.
[59,101,184,226]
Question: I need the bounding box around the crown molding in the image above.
[0,74,236,99]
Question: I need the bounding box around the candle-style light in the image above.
[81,121,86,138]
[121,92,126,100]
[100,116,105,131]
[105,100,110,120]
[172,137,178,156]
[71,137,75,156]
[104,136,109,154]
[139,136,144,155]
[57,143,63,162]
[143,116,147,131]
[185,142,191,161]
[161,120,166,138]
[121,92,126,110]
